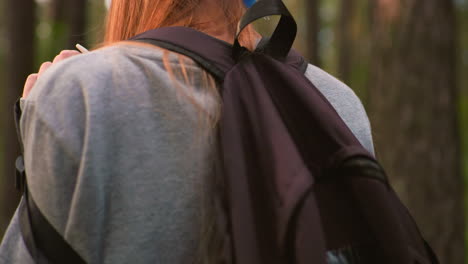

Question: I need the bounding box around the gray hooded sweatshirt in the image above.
[0,44,374,264]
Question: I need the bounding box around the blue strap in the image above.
[243,0,256,8]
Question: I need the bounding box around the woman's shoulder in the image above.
[304,64,359,103]
[304,64,375,155]
[26,44,185,102]
[24,44,187,119]
[20,44,193,155]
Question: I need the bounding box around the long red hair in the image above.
[104,0,252,45]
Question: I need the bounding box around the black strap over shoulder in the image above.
[135,38,227,82]
[14,99,26,192]
[19,187,86,264]
[131,28,307,81]
[22,187,86,264]
[14,99,86,264]
[131,27,237,82]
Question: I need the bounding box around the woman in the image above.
[0,0,374,263]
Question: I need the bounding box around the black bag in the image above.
[14,0,439,263]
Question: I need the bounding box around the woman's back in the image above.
[0,43,374,263]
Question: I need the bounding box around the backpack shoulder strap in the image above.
[14,99,86,264]
[130,26,308,82]
[131,27,235,82]
[19,187,86,264]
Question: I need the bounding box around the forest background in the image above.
[0,0,467,263]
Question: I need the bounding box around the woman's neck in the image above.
[191,1,236,44]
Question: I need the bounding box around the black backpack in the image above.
[14,0,439,263]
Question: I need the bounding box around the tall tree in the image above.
[304,0,320,65]
[2,0,36,233]
[67,0,87,48]
[337,0,355,84]
[368,0,465,263]
[51,0,67,22]
[48,0,87,54]
[47,0,69,58]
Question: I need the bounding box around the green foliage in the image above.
[36,21,69,68]
[86,0,107,47]
[34,0,107,67]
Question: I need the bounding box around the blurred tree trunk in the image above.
[51,0,67,21]
[305,0,320,65]
[368,0,465,263]
[2,0,36,232]
[47,0,69,57]
[49,0,87,52]
[337,0,354,84]
[67,0,87,48]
